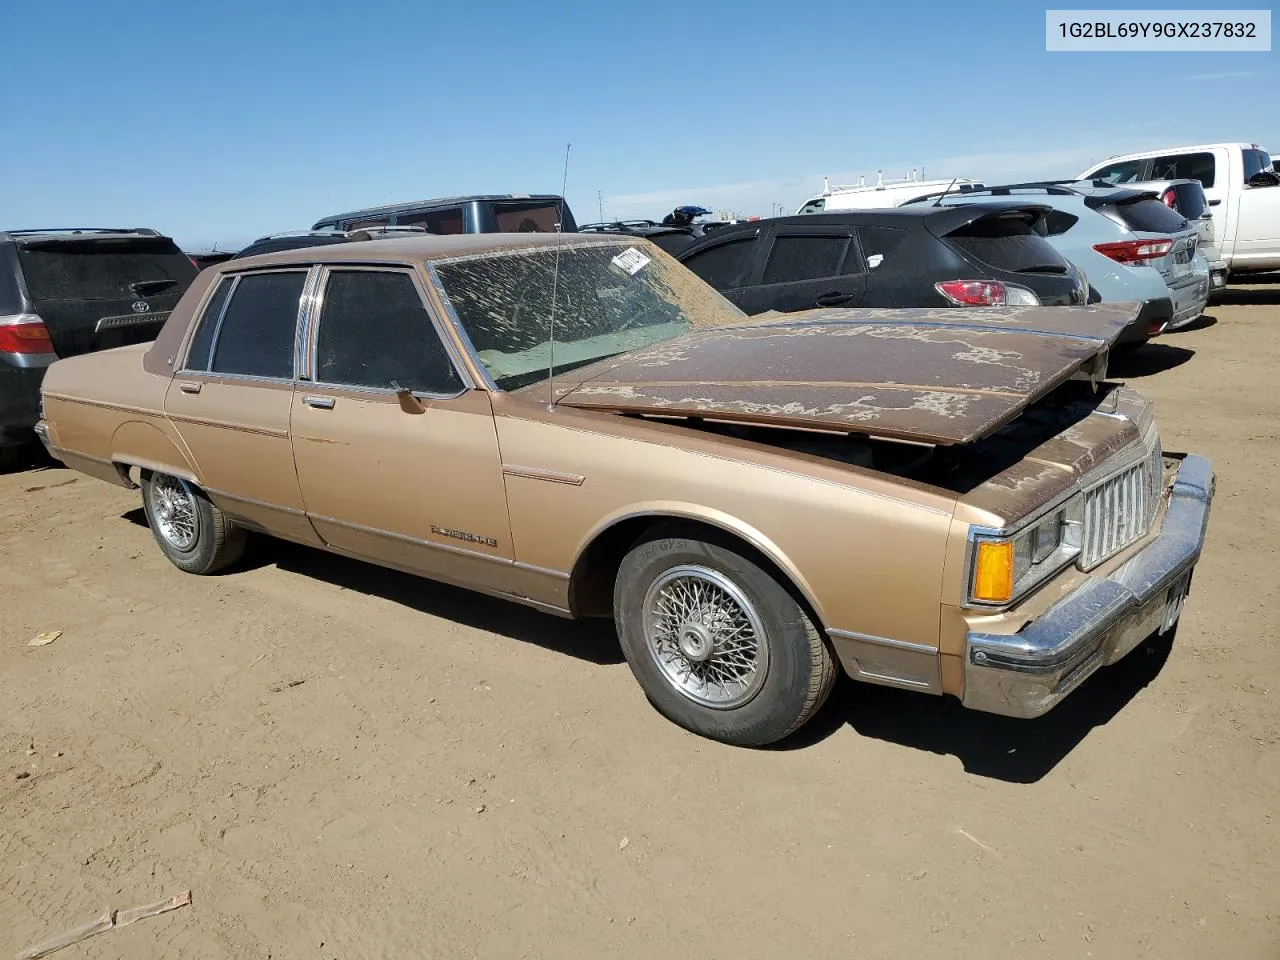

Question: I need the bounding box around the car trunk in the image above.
[929,209,1085,305]
[16,235,198,357]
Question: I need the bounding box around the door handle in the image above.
[815,291,855,307]
[302,395,336,409]
[178,381,202,394]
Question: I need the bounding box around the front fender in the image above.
[572,500,827,627]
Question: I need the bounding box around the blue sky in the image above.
[2,0,1275,250]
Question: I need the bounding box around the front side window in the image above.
[681,237,757,289]
[315,270,462,395]
[796,198,826,214]
[433,241,745,390]
[1149,152,1216,188]
[761,235,850,284]
[186,271,305,378]
[1243,148,1277,185]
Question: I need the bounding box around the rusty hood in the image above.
[548,304,1139,445]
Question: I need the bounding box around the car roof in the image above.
[313,193,565,224]
[1088,143,1260,165]
[673,205,1050,245]
[0,227,169,243]
[221,231,632,271]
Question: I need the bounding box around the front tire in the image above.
[141,470,246,574]
[614,530,836,746]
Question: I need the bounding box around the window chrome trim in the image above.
[180,274,238,372]
[304,264,474,394]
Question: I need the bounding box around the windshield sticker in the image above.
[610,246,651,276]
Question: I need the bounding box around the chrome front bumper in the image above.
[962,455,1214,719]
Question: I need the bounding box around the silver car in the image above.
[903,181,1211,335]
[1105,177,1225,298]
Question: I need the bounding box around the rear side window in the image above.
[1149,152,1216,188]
[1109,197,1189,233]
[494,202,562,233]
[1170,185,1206,220]
[1042,211,1080,236]
[396,208,464,234]
[184,278,233,370]
[761,235,849,284]
[856,226,909,268]
[196,272,305,379]
[1089,160,1145,184]
[945,216,1070,274]
[315,270,462,395]
[16,238,196,301]
[682,237,756,289]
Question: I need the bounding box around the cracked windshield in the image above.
[432,241,744,389]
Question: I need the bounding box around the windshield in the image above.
[432,240,746,390]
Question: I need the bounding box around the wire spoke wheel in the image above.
[148,475,200,552]
[641,564,770,709]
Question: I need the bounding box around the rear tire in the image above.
[613,530,836,746]
[141,470,246,574]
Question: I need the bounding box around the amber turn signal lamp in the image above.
[972,540,1014,603]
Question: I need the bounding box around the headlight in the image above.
[969,505,1080,605]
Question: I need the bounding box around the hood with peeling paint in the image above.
[546,303,1139,445]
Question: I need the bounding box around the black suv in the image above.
[0,228,197,465]
[675,207,1089,316]
[312,194,577,234]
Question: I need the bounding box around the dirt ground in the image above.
[3,280,1278,960]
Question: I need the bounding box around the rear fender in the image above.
[110,420,201,487]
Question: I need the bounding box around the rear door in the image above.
[164,268,316,545]
[733,226,865,314]
[16,235,198,358]
[677,232,762,307]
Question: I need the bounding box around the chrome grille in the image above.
[1080,441,1162,569]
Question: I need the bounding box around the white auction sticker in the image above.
[611,247,652,275]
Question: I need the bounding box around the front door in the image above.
[290,266,514,595]
[164,268,318,545]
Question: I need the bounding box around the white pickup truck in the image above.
[1078,143,1280,282]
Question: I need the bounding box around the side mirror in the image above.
[390,380,426,415]
[1247,171,1280,188]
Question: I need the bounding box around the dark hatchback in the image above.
[675,207,1090,316]
[0,228,197,463]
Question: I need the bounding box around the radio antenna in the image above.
[547,142,571,407]
[932,177,959,207]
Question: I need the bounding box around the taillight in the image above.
[935,280,1039,306]
[1161,188,1178,209]
[1093,239,1173,265]
[190,256,200,270]
[0,314,56,355]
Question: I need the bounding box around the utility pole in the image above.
[597,191,604,223]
